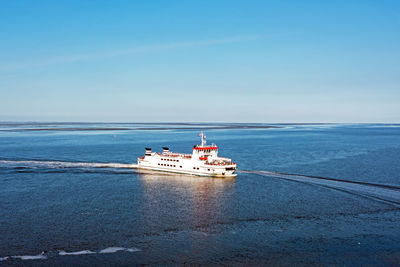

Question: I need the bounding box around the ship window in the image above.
[208,169,210,171]
[177,160,179,162]
[193,167,195,169]
[197,167,199,170]
[174,165,176,167]
[180,166,182,168]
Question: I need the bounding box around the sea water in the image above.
[0,123,400,265]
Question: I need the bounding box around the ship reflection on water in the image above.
[137,171,236,239]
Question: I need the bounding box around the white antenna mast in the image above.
[199,132,206,146]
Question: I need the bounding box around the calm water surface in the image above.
[0,123,400,265]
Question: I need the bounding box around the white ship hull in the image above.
[137,165,237,177]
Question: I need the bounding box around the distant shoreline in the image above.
[0,125,280,132]
[1,122,400,132]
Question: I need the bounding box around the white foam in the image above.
[59,246,141,256]
[11,252,47,260]
[0,159,137,169]
[1,246,140,262]
[99,247,127,254]
[59,250,96,256]
[126,247,141,252]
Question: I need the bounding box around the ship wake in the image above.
[240,170,400,207]
[0,159,138,174]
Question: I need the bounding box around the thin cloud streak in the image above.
[0,35,261,72]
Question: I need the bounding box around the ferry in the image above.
[137,132,237,177]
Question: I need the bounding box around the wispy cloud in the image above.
[0,34,261,72]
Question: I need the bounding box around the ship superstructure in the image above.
[137,132,237,177]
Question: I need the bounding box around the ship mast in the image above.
[199,131,206,147]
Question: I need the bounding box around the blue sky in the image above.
[0,0,399,122]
